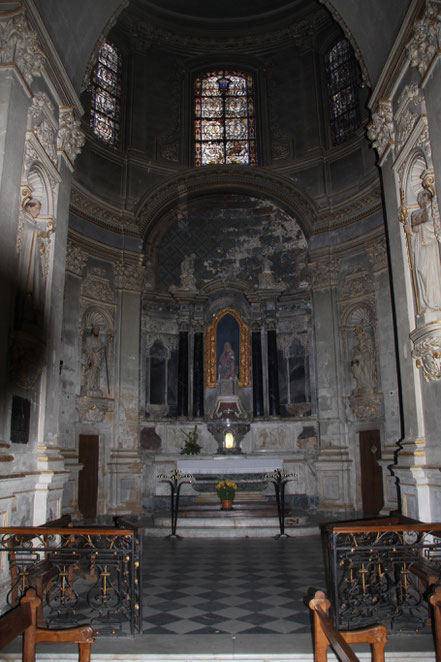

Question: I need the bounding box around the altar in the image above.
[177,456,282,475]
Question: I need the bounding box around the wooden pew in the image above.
[0,588,94,662]
[309,591,388,662]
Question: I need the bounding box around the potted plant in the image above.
[180,425,202,455]
[215,479,237,510]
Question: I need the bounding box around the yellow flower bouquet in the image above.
[215,479,237,501]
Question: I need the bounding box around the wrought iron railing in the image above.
[0,526,142,636]
[324,518,441,632]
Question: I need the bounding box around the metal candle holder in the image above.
[264,469,297,539]
[158,469,194,538]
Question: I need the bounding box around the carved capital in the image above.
[66,242,88,276]
[407,1,441,76]
[81,268,114,303]
[0,9,45,85]
[57,107,85,165]
[114,262,145,291]
[308,258,339,290]
[410,321,441,381]
[367,100,394,159]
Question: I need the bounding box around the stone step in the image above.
[0,652,436,661]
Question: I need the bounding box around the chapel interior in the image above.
[2,0,441,652]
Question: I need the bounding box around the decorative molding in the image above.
[406,0,441,77]
[308,258,339,290]
[410,320,441,382]
[365,239,388,272]
[367,99,395,160]
[70,185,139,235]
[57,107,85,168]
[114,261,145,291]
[0,7,45,86]
[66,241,88,276]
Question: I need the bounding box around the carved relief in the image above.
[76,396,112,423]
[28,93,58,166]
[0,9,45,85]
[344,393,384,421]
[411,323,441,382]
[114,262,145,291]
[66,242,88,276]
[81,268,114,303]
[365,240,388,272]
[308,258,339,290]
[57,107,85,165]
[367,100,394,159]
[407,1,441,76]
[339,267,374,300]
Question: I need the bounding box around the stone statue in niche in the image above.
[179,253,196,290]
[17,197,54,321]
[404,189,441,312]
[218,342,236,381]
[257,255,286,290]
[84,326,108,395]
[350,326,377,394]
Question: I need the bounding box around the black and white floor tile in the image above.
[142,535,325,635]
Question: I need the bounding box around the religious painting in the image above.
[205,309,251,388]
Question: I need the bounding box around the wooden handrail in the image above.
[0,526,136,537]
[328,523,441,534]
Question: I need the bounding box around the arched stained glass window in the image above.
[326,39,360,145]
[90,42,121,147]
[194,70,256,166]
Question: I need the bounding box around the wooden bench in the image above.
[0,588,94,662]
[309,591,388,662]
[8,515,73,625]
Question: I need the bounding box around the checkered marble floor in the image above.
[142,535,325,635]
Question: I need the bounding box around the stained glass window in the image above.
[194,70,256,166]
[326,39,360,145]
[90,42,121,147]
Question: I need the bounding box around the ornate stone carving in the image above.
[410,321,441,382]
[70,185,138,235]
[365,240,388,272]
[367,100,394,159]
[57,107,85,165]
[344,393,384,421]
[114,262,145,291]
[28,93,58,165]
[308,258,339,290]
[257,256,286,291]
[407,1,441,76]
[66,242,88,276]
[76,396,112,423]
[81,268,114,303]
[0,9,45,85]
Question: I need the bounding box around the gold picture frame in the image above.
[205,309,251,388]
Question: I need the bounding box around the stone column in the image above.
[267,323,280,416]
[110,263,145,516]
[192,329,204,418]
[309,258,352,510]
[252,326,264,417]
[177,326,189,417]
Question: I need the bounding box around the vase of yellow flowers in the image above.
[216,479,237,510]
